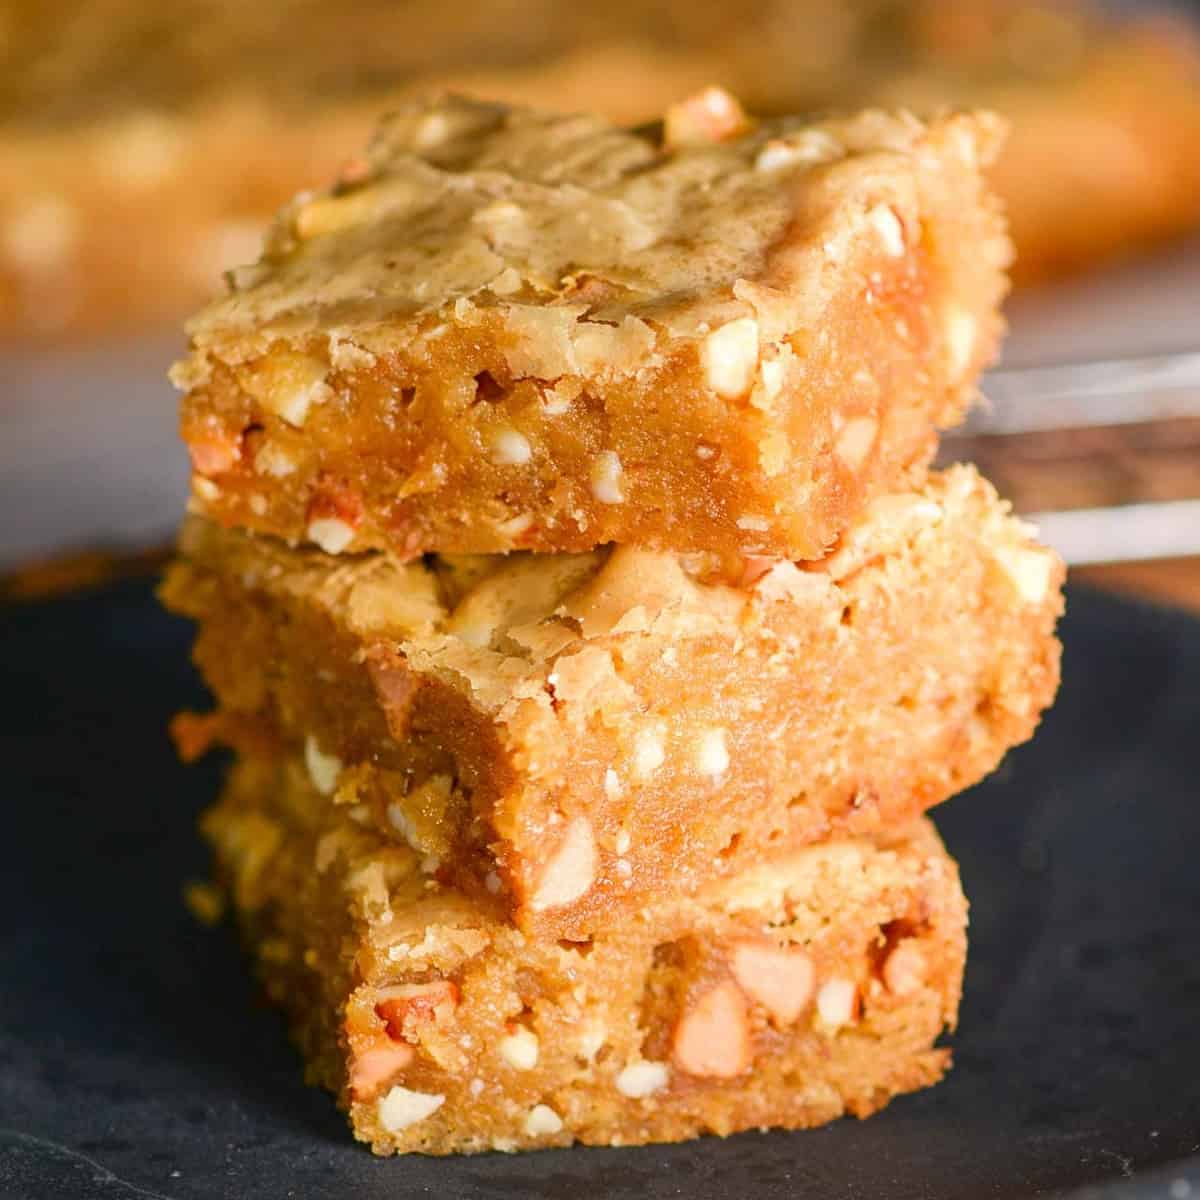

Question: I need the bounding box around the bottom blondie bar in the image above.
[207,757,968,1155]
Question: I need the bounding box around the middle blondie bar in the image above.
[165,465,1062,939]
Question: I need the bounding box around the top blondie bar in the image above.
[175,90,1010,561]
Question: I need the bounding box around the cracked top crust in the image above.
[177,93,1007,372]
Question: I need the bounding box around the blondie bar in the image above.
[207,755,968,1154]
[163,465,1062,940]
[174,94,1010,562]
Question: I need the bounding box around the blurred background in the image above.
[2,0,1199,605]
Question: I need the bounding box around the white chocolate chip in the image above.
[816,978,857,1029]
[867,205,906,257]
[523,1104,563,1136]
[615,859,633,879]
[253,442,297,478]
[604,768,622,799]
[192,477,220,503]
[615,829,631,856]
[377,1086,445,1133]
[616,1060,670,1098]
[468,1077,485,1097]
[304,735,342,796]
[490,428,532,466]
[695,728,729,777]
[631,728,665,777]
[944,305,977,380]
[702,318,759,398]
[498,1026,540,1071]
[530,817,597,911]
[307,517,356,555]
[590,452,625,504]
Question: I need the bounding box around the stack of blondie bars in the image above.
[163,90,1064,1154]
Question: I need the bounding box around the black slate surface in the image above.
[1,580,1198,1200]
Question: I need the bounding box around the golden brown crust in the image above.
[208,754,967,1154]
[174,96,1009,561]
[162,465,1063,940]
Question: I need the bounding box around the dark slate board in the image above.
[1,580,1197,1200]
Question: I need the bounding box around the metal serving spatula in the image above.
[942,351,1200,565]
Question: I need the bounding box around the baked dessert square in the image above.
[173,93,1011,562]
[163,465,1063,940]
[207,754,968,1155]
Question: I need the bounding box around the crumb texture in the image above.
[163,464,1064,939]
[206,755,968,1155]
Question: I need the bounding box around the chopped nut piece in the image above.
[992,543,1056,606]
[375,980,459,1039]
[524,1104,564,1136]
[631,729,665,777]
[615,1061,670,1099]
[757,357,785,401]
[944,305,978,380]
[188,431,241,477]
[245,353,331,428]
[304,735,342,796]
[816,978,858,1029]
[589,452,625,504]
[731,942,815,1025]
[664,87,749,148]
[498,1026,540,1071]
[350,1043,414,1100]
[306,517,356,555]
[835,415,879,470]
[377,1085,445,1133]
[883,942,929,998]
[253,442,297,478]
[530,817,597,911]
[577,1023,608,1062]
[868,205,906,258]
[702,318,759,399]
[490,428,532,466]
[694,728,730,777]
[754,129,844,172]
[673,981,752,1079]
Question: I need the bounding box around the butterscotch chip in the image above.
[163,465,1063,940]
[174,93,1010,560]
[206,756,968,1155]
